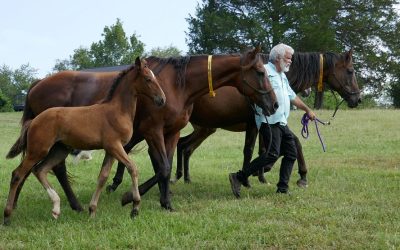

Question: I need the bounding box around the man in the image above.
[229,43,316,198]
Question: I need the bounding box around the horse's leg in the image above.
[52,161,84,211]
[12,171,31,209]
[32,145,70,219]
[256,133,272,184]
[293,134,308,187]
[3,153,44,225]
[241,122,258,187]
[173,127,217,183]
[88,153,115,218]
[122,131,173,210]
[110,145,140,219]
[106,137,142,193]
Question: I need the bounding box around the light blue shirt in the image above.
[255,62,297,129]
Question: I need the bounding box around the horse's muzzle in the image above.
[154,96,166,107]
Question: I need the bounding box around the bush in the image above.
[0,91,12,112]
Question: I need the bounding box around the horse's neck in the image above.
[184,55,240,105]
[109,74,138,119]
[286,52,321,93]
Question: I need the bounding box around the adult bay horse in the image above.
[7,47,278,211]
[4,58,165,225]
[170,50,361,186]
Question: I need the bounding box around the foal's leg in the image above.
[32,145,70,219]
[107,143,141,218]
[52,161,84,211]
[89,153,115,218]
[3,154,44,225]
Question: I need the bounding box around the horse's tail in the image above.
[6,79,40,159]
[6,120,32,159]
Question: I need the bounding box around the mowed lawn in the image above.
[0,109,399,249]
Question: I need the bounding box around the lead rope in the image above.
[301,113,329,152]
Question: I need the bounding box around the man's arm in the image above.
[291,96,316,120]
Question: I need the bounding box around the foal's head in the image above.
[134,57,166,107]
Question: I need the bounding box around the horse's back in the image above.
[28,71,118,115]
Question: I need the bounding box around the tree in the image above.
[147,45,182,57]
[0,64,37,111]
[53,19,145,71]
[186,0,400,106]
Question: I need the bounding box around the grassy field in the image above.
[0,109,399,249]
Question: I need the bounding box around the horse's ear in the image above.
[254,44,262,54]
[345,49,353,63]
[135,57,141,68]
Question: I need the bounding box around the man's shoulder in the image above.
[265,63,279,76]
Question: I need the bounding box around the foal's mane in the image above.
[103,64,136,103]
[261,52,340,92]
[146,56,191,88]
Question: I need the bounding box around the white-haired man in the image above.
[229,43,316,197]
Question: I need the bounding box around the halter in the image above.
[318,53,361,118]
[240,54,273,96]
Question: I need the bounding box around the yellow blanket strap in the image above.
[207,55,216,97]
[317,54,324,92]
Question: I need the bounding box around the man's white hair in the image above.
[269,43,294,62]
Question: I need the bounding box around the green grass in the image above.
[0,109,399,249]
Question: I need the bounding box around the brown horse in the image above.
[7,47,278,211]
[171,50,361,186]
[3,58,165,225]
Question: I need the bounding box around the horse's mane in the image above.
[103,64,136,103]
[146,56,191,88]
[260,52,339,93]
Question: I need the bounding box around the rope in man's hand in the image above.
[301,113,329,152]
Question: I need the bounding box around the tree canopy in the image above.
[186,0,400,106]
[53,19,145,71]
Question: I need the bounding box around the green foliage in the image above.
[53,19,145,71]
[0,89,12,112]
[147,45,182,57]
[0,110,399,248]
[0,64,37,112]
[187,0,400,106]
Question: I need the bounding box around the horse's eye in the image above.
[257,71,265,77]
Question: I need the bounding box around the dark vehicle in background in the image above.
[13,94,26,112]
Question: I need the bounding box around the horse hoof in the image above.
[161,203,174,212]
[258,175,267,184]
[296,179,308,188]
[3,217,11,226]
[130,209,139,219]
[106,185,116,193]
[71,204,84,212]
[170,178,178,184]
[52,211,60,219]
[184,178,191,184]
[121,192,133,206]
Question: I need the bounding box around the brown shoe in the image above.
[229,173,242,198]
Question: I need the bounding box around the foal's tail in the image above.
[6,80,40,159]
[6,120,31,159]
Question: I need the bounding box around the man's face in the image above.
[279,50,292,72]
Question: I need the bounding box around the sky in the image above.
[0,0,200,78]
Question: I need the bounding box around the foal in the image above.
[3,57,166,225]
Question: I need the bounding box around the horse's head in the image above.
[325,49,361,108]
[239,46,278,115]
[135,57,166,107]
